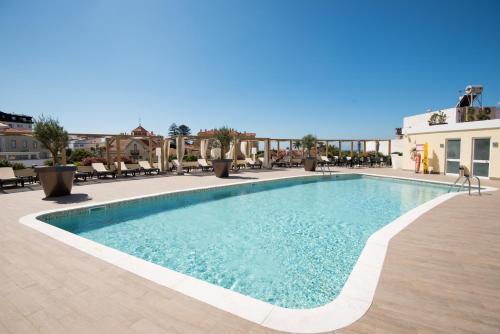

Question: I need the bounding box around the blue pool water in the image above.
[42,175,456,308]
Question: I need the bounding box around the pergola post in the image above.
[148,138,153,165]
[264,138,270,168]
[350,141,354,157]
[232,136,238,171]
[357,141,361,156]
[160,138,165,172]
[277,140,280,158]
[289,139,293,158]
[339,141,342,158]
[363,140,367,156]
[166,138,171,172]
[388,140,392,155]
[116,136,121,175]
[106,138,111,169]
[325,140,329,158]
[301,142,304,158]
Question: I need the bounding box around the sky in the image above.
[1,0,499,139]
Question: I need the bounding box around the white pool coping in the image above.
[19,173,497,333]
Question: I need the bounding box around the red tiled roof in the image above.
[0,128,32,134]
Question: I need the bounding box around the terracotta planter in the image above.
[35,166,77,197]
[304,157,317,171]
[212,159,231,178]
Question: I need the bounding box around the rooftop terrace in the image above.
[1,167,499,333]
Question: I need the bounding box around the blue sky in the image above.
[1,0,499,139]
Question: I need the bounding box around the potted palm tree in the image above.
[211,127,233,178]
[33,116,77,197]
[302,134,317,171]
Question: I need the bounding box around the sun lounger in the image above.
[115,162,138,176]
[0,167,24,188]
[91,163,116,179]
[197,159,213,172]
[139,161,160,175]
[245,158,262,169]
[172,160,196,173]
[290,158,303,167]
[14,168,38,184]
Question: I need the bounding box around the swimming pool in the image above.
[38,174,458,310]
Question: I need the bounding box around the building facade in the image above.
[0,111,50,165]
[401,106,500,179]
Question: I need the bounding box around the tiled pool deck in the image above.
[1,168,499,333]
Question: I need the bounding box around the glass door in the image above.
[472,138,490,178]
[445,139,461,175]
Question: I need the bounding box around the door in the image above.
[445,139,461,175]
[472,138,490,178]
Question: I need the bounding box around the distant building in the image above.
[68,138,104,150]
[0,111,50,165]
[108,124,157,161]
[0,111,33,131]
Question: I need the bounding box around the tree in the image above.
[301,134,317,158]
[213,126,232,160]
[168,123,179,137]
[178,124,191,136]
[293,141,302,150]
[33,116,69,165]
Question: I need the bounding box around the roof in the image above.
[0,127,32,134]
[0,111,33,124]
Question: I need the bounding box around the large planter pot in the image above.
[35,166,77,197]
[212,159,231,178]
[304,157,317,171]
[391,155,402,170]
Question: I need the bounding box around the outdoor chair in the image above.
[245,158,262,169]
[91,163,116,179]
[0,167,24,188]
[197,159,213,172]
[114,162,138,176]
[139,161,160,175]
[14,168,38,184]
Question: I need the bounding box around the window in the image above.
[23,140,28,148]
[472,138,490,178]
[134,144,138,151]
[11,140,16,149]
[33,141,38,149]
[445,139,461,175]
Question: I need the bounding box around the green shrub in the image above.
[0,159,11,168]
[11,162,26,170]
[183,154,198,162]
[81,157,107,166]
[68,149,93,163]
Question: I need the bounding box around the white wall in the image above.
[403,108,457,131]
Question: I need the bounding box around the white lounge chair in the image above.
[91,163,116,179]
[114,161,138,176]
[0,167,24,188]
[197,159,213,171]
[245,158,262,169]
[138,161,160,175]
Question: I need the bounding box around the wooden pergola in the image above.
[1,131,392,172]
